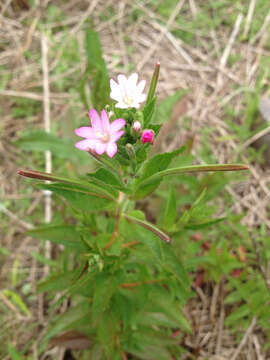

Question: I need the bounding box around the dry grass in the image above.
[1,0,270,359]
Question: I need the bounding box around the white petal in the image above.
[117,74,128,96]
[110,90,123,102]
[115,101,129,109]
[137,93,147,102]
[137,79,146,93]
[128,73,138,87]
[110,79,120,93]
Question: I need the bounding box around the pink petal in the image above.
[137,79,146,93]
[106,142,117,158]
[110,118,126,132]
[75,139,96,151]
[110,130,124,142]
[128,73,138,87]
[100,109,110,132]
[74,127,95,138]
[89,109,102,132]
[95,142,107,155]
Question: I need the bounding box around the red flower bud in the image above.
[141,129,154,144]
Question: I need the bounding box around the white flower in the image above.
[110,73,146,109]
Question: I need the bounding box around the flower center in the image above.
[123,95,133,106]
[96,131,110,143]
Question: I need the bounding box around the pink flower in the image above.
[141,129,155,144]
[74,109,125,158]
[110,73,146,109]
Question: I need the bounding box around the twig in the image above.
[217,13,243,87]
[234,124,270,155]
[231,317,257,360]
[0,89,71,103]
[189,0,197,18]
[251,10,270,45]
[137,0,186,70]
[41,34,52,277]
[0,291,24,319]
[0,203,33,230]
[244,0,256,38]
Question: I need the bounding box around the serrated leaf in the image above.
[161,243,189,288]
[92,273,116,323]
[28,224,85,251]
[134,146,185,199]
[162,186,177,230]
[38,271,76,293]
[37,183,113,211]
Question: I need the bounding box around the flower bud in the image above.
[132,121,141,132]
[141,129,155,144]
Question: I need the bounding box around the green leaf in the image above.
[15,130,90,163]
[162,186,177,230]
[18,169,115,200]
[38,271,76,293]
[136,163,249,194]
[84,29,110,110]
[8,344,24,360]
[134,146,185,198]
[88,168,122,187]
[27,224,85,251]
[143,97,157,126]
[123,213,170,243]
[3,289,31,316]
[37,183,114,211]
[31,251,60,268]
[119,218,163,261]
[161,244,189,288]
[44,301,91,342]
[92,273,116,323]
[184,217,226,230]
[146,62,160,106]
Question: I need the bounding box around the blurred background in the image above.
[1,0,270,359]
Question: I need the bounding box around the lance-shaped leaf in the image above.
[123,213,170,243]
[146,62,160,106]
[135,164,248,194]
[18,169,117,200]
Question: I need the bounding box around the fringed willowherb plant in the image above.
[18,30,248,360]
